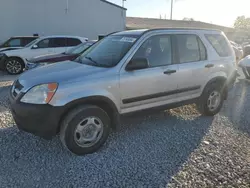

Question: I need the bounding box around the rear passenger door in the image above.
[174,34,208,100]
[50,37,67,54]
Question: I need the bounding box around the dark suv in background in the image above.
[0,36,38,52]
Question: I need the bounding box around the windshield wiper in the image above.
[85,56,99,65]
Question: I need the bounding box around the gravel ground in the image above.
[0,71,249,187]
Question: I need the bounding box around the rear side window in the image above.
[22,38,36,46]
[50,38,67,47]
[176,34,207,63]
[67,38,82,46]
[205,34,231,57]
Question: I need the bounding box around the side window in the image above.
[67,38,81,46]
[198,38,207,61]
[8,39,21,47]
[37,39,50,48]
[132,35,172,67]
[176,35,202,63]
[23,38,36,46]
[50,38,67,47]
[205,34,231,57]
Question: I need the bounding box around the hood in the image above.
[0,47,23,52]
[18,60,107,89]
[3,47,28,55]
[29,53,76,63]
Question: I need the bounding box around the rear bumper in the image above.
[9,92,64,139]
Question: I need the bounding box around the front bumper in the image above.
[0,54,7,70]
[25,62,48,71]
[9,91,64,139]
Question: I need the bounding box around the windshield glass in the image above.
[76,35,138,67]
[25,38,39,47]
[65,42,93,55]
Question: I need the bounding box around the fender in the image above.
[201,71,227,92]
[50,89,120,113]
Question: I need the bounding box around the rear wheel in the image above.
[5,57,24,75]
[60,105,111,155]
[197,82,225,116]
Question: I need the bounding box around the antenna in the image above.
[170,0,173,20]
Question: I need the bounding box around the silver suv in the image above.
[9,29,237,155]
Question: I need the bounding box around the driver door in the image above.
[119,34,179,114]
[26,38,55,59]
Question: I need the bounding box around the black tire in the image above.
[60,105,111,155]
[197,82,225,116]
[5,57,24,75]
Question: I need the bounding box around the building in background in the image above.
[126,17,250,44]
[0,0,126,41]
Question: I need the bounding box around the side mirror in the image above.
[126,58,149,71]
[32,44,38,49]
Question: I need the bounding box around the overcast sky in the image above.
[109,0,250,27]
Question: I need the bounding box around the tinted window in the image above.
[8,39,21,47]
[25,39,39,47]
[66,42,93,55]
[132,35,172,67]
[205,34,232,57]
[67,38,81,46]
[50,38,67,47]
[22,38,36,46]
[37,39,50,48]
[77,35,138,67]
[176,35,206,63]
[198,38,207,60]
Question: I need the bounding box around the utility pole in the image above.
[122,0,126,8]
[170,0,173,20]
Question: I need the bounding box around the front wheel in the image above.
[5,57,24,75]
[60,105,111,155]
[197,83,225,116]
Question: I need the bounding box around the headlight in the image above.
[26,62,38,69]
[20,83,58,104]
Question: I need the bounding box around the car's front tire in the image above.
[60,105,111,155]
[197,82,225,116]
[5,57,24,75]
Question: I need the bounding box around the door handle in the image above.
[205,64,214,68]
[164,70,177,74]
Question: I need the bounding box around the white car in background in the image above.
[239,55,250,79]
[0,35,88,74]
[230,41,243,62]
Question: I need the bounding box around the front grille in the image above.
[15,80,24,90]
[12,80,23,98]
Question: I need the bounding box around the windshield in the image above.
[25,38,39,47]
[65,42,93,55]
[76,35,138,67]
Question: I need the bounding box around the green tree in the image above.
[234,16,250,29]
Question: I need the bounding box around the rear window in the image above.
[67,38,82,46]
[205,34,232,57]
